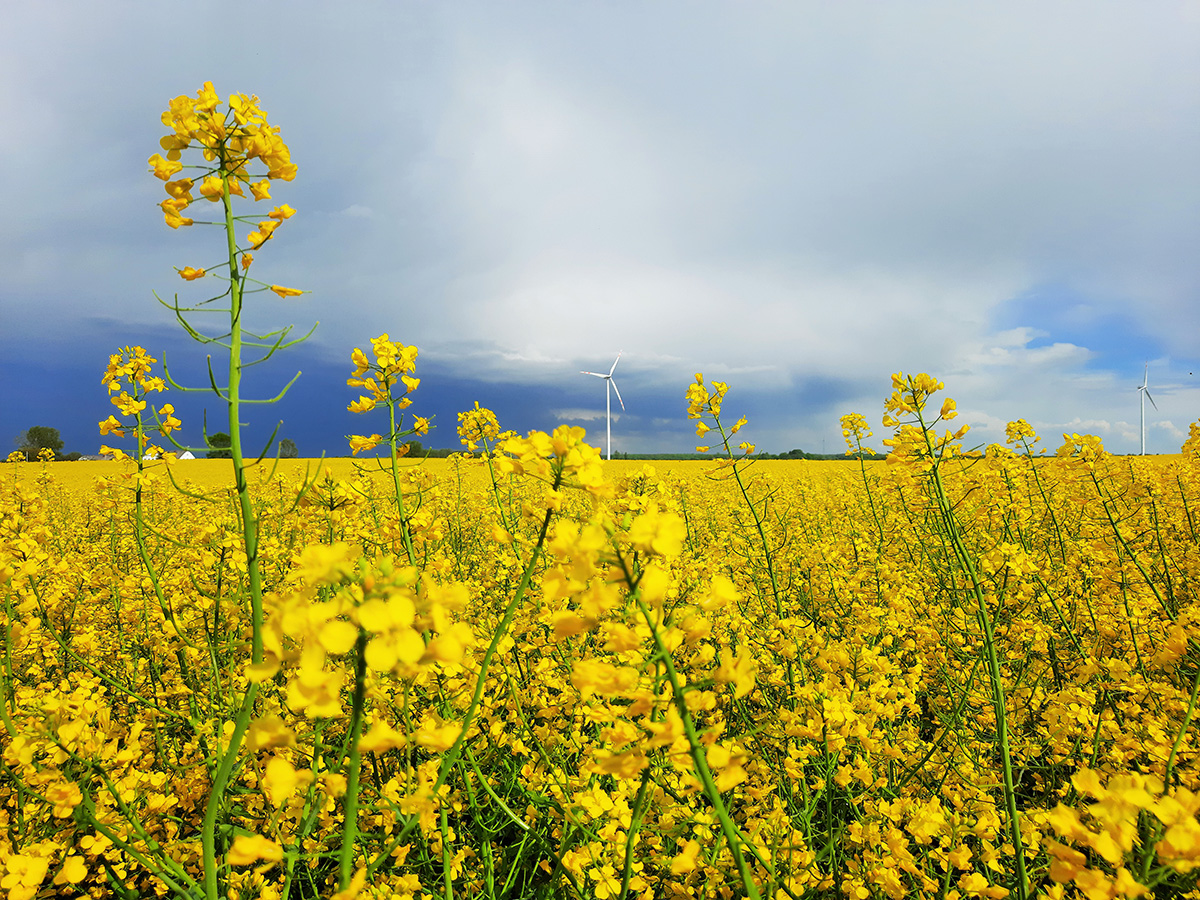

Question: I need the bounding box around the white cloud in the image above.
[1153,420,1186,441]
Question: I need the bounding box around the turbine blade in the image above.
[609,351,622,377]
[581,371,605,377]
[1146,389,1158,410]
[610,378,625,411]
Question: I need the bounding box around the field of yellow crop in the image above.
[3,411,1199,900]
[28,458,852,494]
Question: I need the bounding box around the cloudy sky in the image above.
[3,2,1198,458]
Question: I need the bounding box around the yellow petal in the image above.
[395,628,426,665]
[364,635,398,672]
[319,619,359,655]
[357,598,392,632]
[247,716,296,752]
[228,834,283,866]
[247,660,280,683]
[358,720,406,753]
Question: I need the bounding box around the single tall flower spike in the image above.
[345,335,425,456]
[98,346,181,461]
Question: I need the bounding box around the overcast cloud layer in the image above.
[2,2,1198,457]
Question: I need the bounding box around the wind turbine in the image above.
[1138,364,1158,456]
[581,352,625,460]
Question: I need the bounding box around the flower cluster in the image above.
[346,335,428,456]
[150,81,304,298]
[685,373,750,456]
[251,546,474,700]
[495,424,613,500]
[1056,432,1107,467]
[880,372,970,468]
[686,373,729,421]
[150,81,295,230]
[347,335,419,414]
[1180,420,1200,460]
[881,371,944,424]
[457,402,501,452]
[97,346,180,460]
[1005,418,1040,448]
[840,412,877,457]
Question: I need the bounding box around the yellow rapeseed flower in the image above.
[227,835,284,867]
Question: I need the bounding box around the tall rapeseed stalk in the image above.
[150,81,310,900]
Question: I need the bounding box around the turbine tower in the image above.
[1138,364,1157,456]
[581,352,625,460]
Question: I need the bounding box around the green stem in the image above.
[618,769,653,900]
[389,398,417,566]
[339,631,369,889]
[440,806,454,900]
[200,167,268,900]
[1165,666,1200,788]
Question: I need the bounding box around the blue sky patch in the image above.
[993,284,1165,376]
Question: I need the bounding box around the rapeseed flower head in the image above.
[1005,418,1039,447]
[841,412,878,456]
[345,335,425,454]
[153,82,303,316]
[99,346,182,459]
[458,403,500,451]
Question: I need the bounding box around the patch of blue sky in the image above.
[992,283,1168,377]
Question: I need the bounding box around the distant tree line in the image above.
[755,448,884,461]
[262,440,462,460]
[8,427,885,463]
[607,449,885,461]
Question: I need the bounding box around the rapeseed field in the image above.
[3,402,1199,899]
[2,81,1197,900]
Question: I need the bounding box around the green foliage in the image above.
[16,425,64,460]
[755,448,882,461]
[278,438,299,459]
[205,432,232,459]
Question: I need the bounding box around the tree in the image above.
[278,438,299,459]
[16,426,64,461]
[206,432,232,459]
